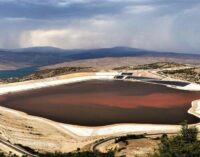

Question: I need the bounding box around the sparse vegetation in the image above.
[3,67,94,83]
[160,68,200,83]
[1,144,115,157]
[0,151,115,157]
[150,122,200,157]
[15,143,38,155]
[113,62,186,70]
[0,153,4,157]
[115,134,146,143]
[37,151,115,157]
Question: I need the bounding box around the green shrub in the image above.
[115,134,146,143]
[38,150,115,157]
[151,122,200,157]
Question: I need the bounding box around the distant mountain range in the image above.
[0,46,200,69]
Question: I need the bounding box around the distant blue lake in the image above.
[0,67,38,79]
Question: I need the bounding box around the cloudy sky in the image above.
[0,0,200,53]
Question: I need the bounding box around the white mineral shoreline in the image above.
[60,123,181,137]
[0,71,200,137]
[172,83,200,91]
[188,100,200,118]
[0,72,118,95]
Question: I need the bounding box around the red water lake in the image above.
[0,80,199,126]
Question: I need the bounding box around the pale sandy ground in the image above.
[95,137,158,157]
[0,71,200,155]
[0,106,100,155]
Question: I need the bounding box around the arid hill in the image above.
[0,47,200,70]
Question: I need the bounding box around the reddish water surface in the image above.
[0,81,200,126]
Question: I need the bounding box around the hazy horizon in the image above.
[0,46,200,55]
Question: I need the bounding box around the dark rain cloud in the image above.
[0,0,129,19]
[0,0,198,20]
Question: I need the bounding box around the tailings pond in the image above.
[0,80,200,126]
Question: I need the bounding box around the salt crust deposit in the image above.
[197,101,200,115]
[188,100,200,118]
[175,83,200,91]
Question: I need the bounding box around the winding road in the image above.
[0,137,37,157]
[90,133,179,152]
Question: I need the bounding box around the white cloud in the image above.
[19,8,200,53]
[57,0,91,6]
[2,17,27,21]
[124,5,156,14]
[20,19,119,49]
[19,15,177,51]
[20,29,101,48]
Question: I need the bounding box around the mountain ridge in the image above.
[0,46,199,55]
[0,46,200,70]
